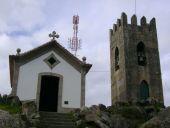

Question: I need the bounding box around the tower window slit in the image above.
[115,47,119,71]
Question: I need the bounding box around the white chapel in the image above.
[9,32,92,113]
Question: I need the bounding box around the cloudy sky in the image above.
[0,0,170,106]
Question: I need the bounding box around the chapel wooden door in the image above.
[39,75,59,112]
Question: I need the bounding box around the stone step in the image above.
[40,118,73,122]
[38,124,76,128]
[39,111,72,116]
[39,123,76,126]
[40,116,73,120]
[40,112,73,118]
[38,112,76,128]
[40,121,75,125]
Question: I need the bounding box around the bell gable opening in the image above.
[137,42,146,66]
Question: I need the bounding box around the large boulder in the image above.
[96,120,110,128]
[108,105,147,119]
[100,112,111,126]
[75,105,110,128]
[81,105,101,122]
[99,104,107,111]
[22,101,40,127]
[110,114,133,128]
[0,109,28,128]
[22,100,37,117]
[140,107,170,128]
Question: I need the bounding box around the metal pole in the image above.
[135,0,136,15]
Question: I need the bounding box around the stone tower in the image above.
[109,12,164,104]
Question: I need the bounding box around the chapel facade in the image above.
[110,13,164,104]
[9,34,92,113]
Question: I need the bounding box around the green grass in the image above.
[0,103,21,114]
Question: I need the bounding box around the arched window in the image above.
[137,42,146,66]
[139,80,149,100]
[115,47,119,71]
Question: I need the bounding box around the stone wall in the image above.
[110,12,164,104]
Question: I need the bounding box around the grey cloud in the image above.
[0,0,45,32]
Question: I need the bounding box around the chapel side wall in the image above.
[17,51,82,108]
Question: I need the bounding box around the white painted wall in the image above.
[17,51,81,108]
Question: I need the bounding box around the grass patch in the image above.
[0,103,21,114]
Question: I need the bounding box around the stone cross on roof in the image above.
[49,31,59,41]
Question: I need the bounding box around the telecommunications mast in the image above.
[68,15,81,56]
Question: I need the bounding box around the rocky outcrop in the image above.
[0,95,169,128]
[72,102,167,128]
[140,106,170,128]
[0,109,28,128]
[0,95,39,128]
[73,105,142,128]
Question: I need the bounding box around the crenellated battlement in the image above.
[111,12,156,33]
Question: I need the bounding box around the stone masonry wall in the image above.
[110,12,164,104]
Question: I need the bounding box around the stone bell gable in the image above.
[9,39,92,113]
[110,12,164,104]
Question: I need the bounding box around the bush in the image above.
[0,103,22,114]
[0,95,22,114]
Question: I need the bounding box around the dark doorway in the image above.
[39,75,59,112]
[139,80,149,100]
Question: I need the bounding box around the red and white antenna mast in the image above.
[68,15,81,56]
